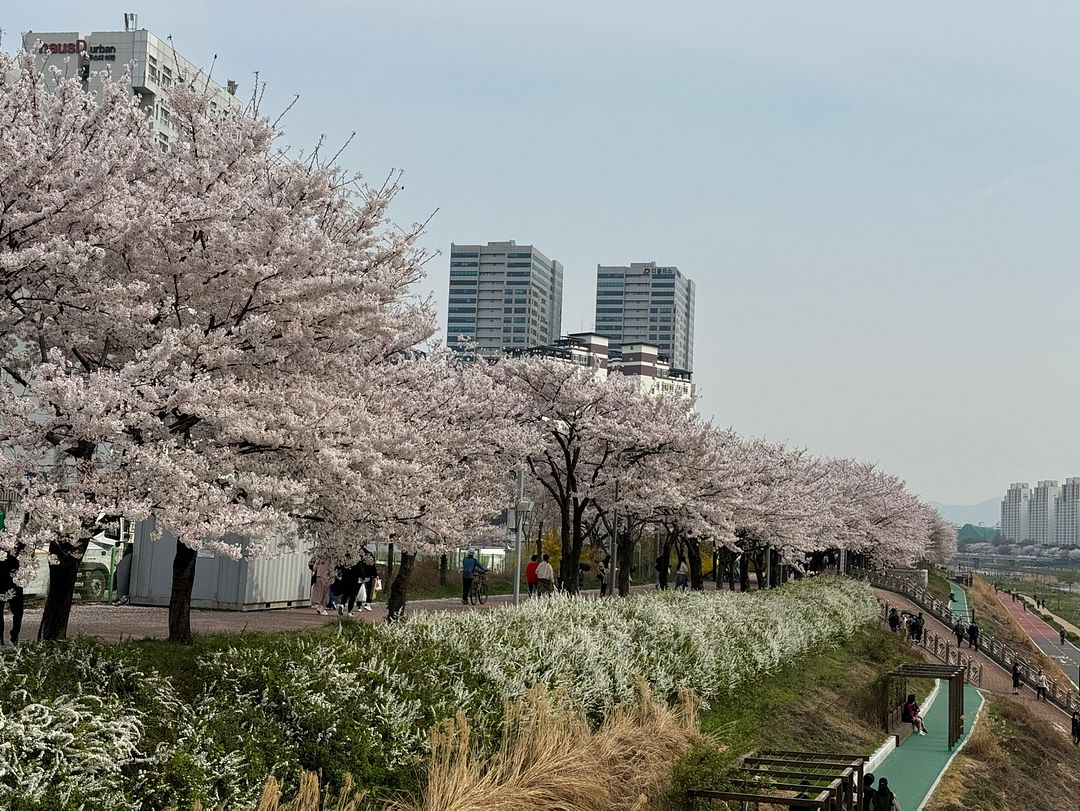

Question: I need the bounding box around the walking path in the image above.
[876,580,983,810]
[878,682,982,810]
[997,591,1080,687]
[17,585,648,642]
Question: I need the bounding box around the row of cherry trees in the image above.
[497,356,954,596]
[0,49,949,643]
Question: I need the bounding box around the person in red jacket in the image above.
[525,554,540,598]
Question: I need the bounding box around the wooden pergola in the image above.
[685,750,866,810]
[889,663,967,749]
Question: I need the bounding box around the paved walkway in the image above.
[15,585,654,642]
[878,682,983,810]
[997,592,1080,687]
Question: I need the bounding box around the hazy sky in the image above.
[7,1,1080,504]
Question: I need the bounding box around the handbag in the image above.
[374,577,383,594]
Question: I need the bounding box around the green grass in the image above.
[667,624,926,802]
[926,568,953,605]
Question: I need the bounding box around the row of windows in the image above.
[450,252,479,259]
[450,260,478,267]
[448,307,475,314]
[597,281,624,288]
[598,272,624,279]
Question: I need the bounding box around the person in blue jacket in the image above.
[461,551,487,604]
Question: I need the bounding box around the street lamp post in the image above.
[607,480,619,597]
[512,468,532,607]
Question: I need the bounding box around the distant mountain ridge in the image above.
[927,497,1000,527]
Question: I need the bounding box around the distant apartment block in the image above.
[594,263,696,372]
[1000,483,1031,544]
[1056,478,1080,547]
[446,241,563,359]
[509,332,695,400]
[1030,480,1061,546]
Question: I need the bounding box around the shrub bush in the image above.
[0,576,876,810]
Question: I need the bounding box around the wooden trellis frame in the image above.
[685,750,866,810]
[889,663,967,749]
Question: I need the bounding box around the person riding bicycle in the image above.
[462,551,487,605]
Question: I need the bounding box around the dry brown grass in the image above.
[970,576,1073,686]
[388,680,701,811]
[196,771,368,811]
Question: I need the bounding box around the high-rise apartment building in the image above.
[594,263,695,372]
[1000,482,1031,544]
[446,241,563,358]
[22,19,243,155]
[1030,480,1061,547]
[1055,478,1080,547]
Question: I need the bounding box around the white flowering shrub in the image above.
[0,576,875,810]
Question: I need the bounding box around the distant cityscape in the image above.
[445,240,697,395]
[1000,479,1080,547]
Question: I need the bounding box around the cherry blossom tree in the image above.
[0,50,436,641]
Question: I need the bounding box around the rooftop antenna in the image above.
[124,13,138,32]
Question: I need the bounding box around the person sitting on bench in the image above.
[901,693,927,736]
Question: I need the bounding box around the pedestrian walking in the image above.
[525,554,539,598]
[914,612,925,643]
[337,559,363,616]
[862,773,877,810]
[1072,712,1080,746]
[675,558,689,591]
[357,548,378,611]
[888,607,900,633]
[1061,627,1068,646]
[1012,662,1022,694]
[535,553,554,596]
[1036,669,1049,701]
[327,565,346,614]
[953,620,965,648]
[871,777,901,810]
[597,555,611,596]
[308,557,331,615]
[0,547,23,646]
[461,551,486,604]
[967,621,980,652]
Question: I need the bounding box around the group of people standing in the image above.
[792,773,900,810]
[951,618,980,652]
[309,549,379,616]
[887,608,926,642]
[523,553,555,598]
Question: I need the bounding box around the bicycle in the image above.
[468,570,489,605]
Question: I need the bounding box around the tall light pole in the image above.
[607,480,619,597]
[511,468,532,607]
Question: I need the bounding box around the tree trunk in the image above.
[385,542,395,584]
[439,553,448,586]
[617,531,634,596]
[168,540,198,645]
[535,519,544,559]
[564,499,588,594]
[711,545,719,587]
[687,538,704,590]
[658,535,674,590]
[770,549,783,588]
[38,537,90,641]
[739,553,750,592]
[387,551,416,622]
[754,551,767,590]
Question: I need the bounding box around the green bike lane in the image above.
[875,579,984,810]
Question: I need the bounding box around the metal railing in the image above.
[860,568,1080,714]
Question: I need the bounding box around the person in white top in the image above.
[676,559,690,591]
[535,554,555,596]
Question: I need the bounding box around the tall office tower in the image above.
[1055,478,1080,547]
[1000,482,1032,544]
[23,18,243,155]
[1030,480,1061,547]
[446,241,563,358]
[593,263,696,371]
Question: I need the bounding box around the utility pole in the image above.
[512,468,525,606]
[608,480,619,597]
